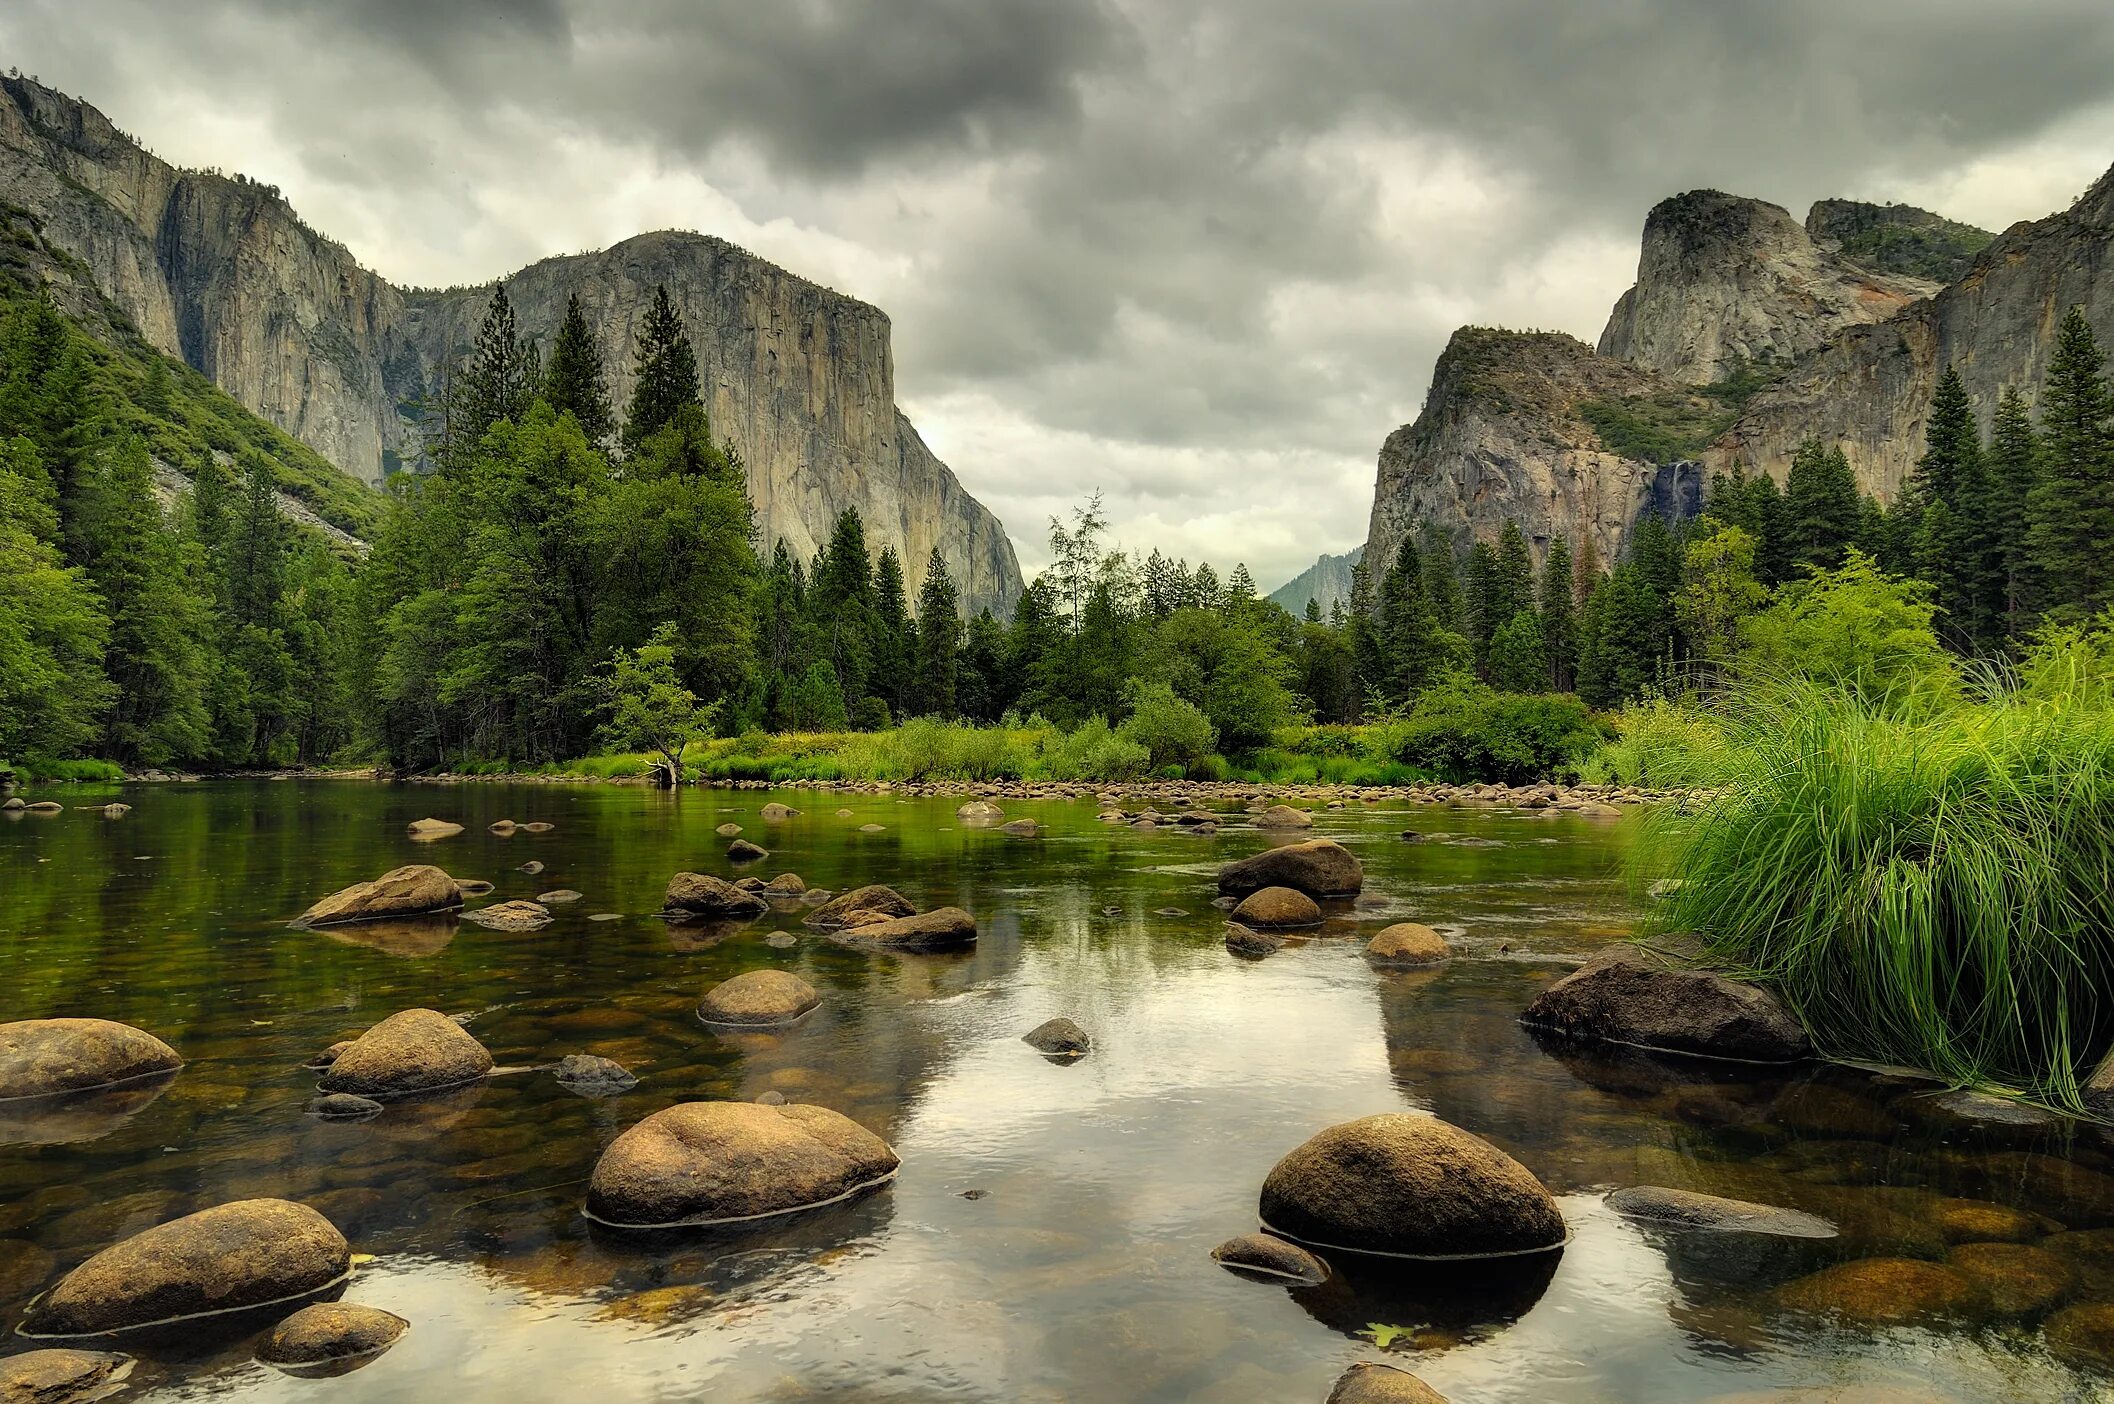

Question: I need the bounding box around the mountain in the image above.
[1267,544,1363,616]
[1364,166,2104,567]
[0,75,1022,614]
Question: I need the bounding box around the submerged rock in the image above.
[1216,840,1364,898]
[715,822,742,838]
[517,860,545,876]
[462,900,553,932]
[2045,1301,2114,1370]
[1773,1257,1980,1325]
[1210,1232,1328,1285]
[803,884,916,930]
[318,1009,493,1099]
[99,803,130,819]
[1326,1362,1447,1404]
[1022,1018,1091,1058]
[1519,943,1810,1062]
[1224,924,1285,958]
[309,1093,384,1122]
[1903,1088,2067,1144]
[1605,1186,1835,1238]
[760,802,799,822]
[663,872,768,920]
[257,1302,407,1372]
[832,907,977,952]
[1230,886,1322,929]
[0,1019,182,1101]
[956,800,1005,824]
[20,1200,350,1338]
[537,889,584,904]
[1930,1197,2053,1244]
[0,1349,134,1403]
[699,970,821,1026]
[404,817,462,842]
[584,1101,899,1229]
[553,1054,638,1097]
[1259,1113,1566,1258]
[297,864,462,927]
[998,818,1040,838]
[1254,804,1314,829]
[727,838,770,863]
[1947,1241,2072,1317]
[1365,923,1450,966]
[305,1040,354,1071]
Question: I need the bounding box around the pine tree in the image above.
[1494,520,1535,624]
[1782,438,1861,573]
[1420,530,1463,629]
[809,508,876,716]
[1909,367,1992,650]
[1487,610,1546,693]
[460,283,534,441]
[544,293,614,446]
[1464,539,1501,671]
[1985,386,2039,636]
[1345,560,1384,712]
[1225,563,1257,607]
[912,547,960,718]
[623,284,701,454]
[959,608,1007,721]
[1539,536,1577,691]
[871,545,914,722]
[2028,306,2114,620]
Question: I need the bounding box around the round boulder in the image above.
[1947,1241,2072,1317]
[1520,943,1811,1062]
[829,907,977,953]
[584,1101,899,1229]
[297,864,462,927]
[760,802,799,822]
[19,1200,350,1338]
[2046,1301,2114,1370]
[257,1302,407,1371]
[1366,923,1450,966]
[0,1350,134,1402]
[1326,1363,1447,1404]
[715,822,742,838]
[1217,840,1363,898]
[1210,1232,1328,1285]
[763,873,808,896]
[553,1054,638,1097]
[317,1009,493,1099]
[803,884,917,930]
[0,797,22,812]
[998,818,1040,838]
[1230,886,1322,929]
[1259,1113,1566,1259]
[0,1019,182,1102]
[664,872,768,920]
[727,838,770,863]
[1254,804,1313,829]
[700,970,821,1027]
[1022,1018,1091,1058]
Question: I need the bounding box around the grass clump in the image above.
[1646,678,2114,1109]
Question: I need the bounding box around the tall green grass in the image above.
[1646,681,2114,1108]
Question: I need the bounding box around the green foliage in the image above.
[1581,695,1727,788]
[1736,551,1957,708]
[543,292,614,447]
[623,283,701,454]
[2028,306,2114,622]
[1827,210,1992,282]
[0,435,110,760]
[1116,681,1218,769]
[1372,676,1605,784]
[1040,716,1151,781]
[599,623,715,779]
[1579,390,1737,465]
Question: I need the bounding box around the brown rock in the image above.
[1520,943,1811,1062]
[404,817,462,842]
[257,1302,408,1368]
[1216,839,1364,898]
[699,970,821,1026]
[1366,923,1450,966]
[297,864,462,927]
[317,1009,493,1098]
[1210,1232,1328,1285]
[1947,1241,2073,1317]
[1773,1258,1981,1325]
[1254,804,1313,829]
[0,1349,134,1402]
[537,889,583,904]
[763,873,808,896]
[1605,1186,1835,1238]
[727,838,770,863]
[956,800,1005,824]
[462,900,552,932]
[1230,886,1322,929]
[1260,1113,1566,1258]
[998,818,1040,837]
[1022,1018,1091,1057]
[1224,924,1285,958]
[2045,1301,2114,1370]
[832,907,977,952]
[803,884,917,930]
[664,872,768,919]
[584,1101,899,1228]
[20,1200,350,1337]
[1326,1362,1448,1403]
[714,823,742,837]
[0,1020,182,1101]
[1930,1197,2053,1244]
[760,802,799,822]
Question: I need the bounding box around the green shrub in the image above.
[1117,681,1218,770]
[14,756,125,783]
[1041,718,1150,780]
[1375,678,1605,784]
[1585,696,1728,788]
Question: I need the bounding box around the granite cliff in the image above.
[0,76,1022,614]
[1267,545,1363,618]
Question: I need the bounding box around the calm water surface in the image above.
[1,782,2108,1401]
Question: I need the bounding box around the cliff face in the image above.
[1267,545,1363,617]
[0,77,1022,614]
[1364,329,1701,581]
[1710,164,2114,497]
[1598,190,1936,385]
[1805,199,1994,284]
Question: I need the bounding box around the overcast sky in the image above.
[10,1,2114,587]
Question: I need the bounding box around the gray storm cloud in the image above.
[7,0,2114,582]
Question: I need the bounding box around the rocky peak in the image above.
[1805,198,1993,284]
[1598,189,1936,385]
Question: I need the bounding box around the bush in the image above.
[1585,696,1728,788]
[1041,717,1150,780]
[1117,681,1218,770]
[1374,678,1605,784]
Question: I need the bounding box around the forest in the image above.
[5,267,2114,789]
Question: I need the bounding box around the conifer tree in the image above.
[1782,438,1861,573]
[912,547,960,718]
[1420,530,1463,629]
[2028,306,2114,620]
[1985,386,2039,635]
[958,608,1006,721]
[544,293,614,446]
[871,545,914,722]
[623,283,701,454]
[1539,536,1577,691]
[460,283,534,442]
[1909,367,1994,650]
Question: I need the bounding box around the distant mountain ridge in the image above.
[0,75,1023,613]
[1267,545,1363,616]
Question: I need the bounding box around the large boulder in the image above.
[1326,1363,1448,1404]
[727,838,770,863]
[1023,1018,1091,1058]
[19,1200,350,1338]
[1366,923,1450,966]
[664,872,769,920]
[830,907,977,953]
[699,970,822,1026]
[0,1019,181,1101]
[296,865,461,927]
[0,1350,134,1402]
[1254,804,1314,829]
[317,1009,493,1099]
[1217,840,1363,898]
[1259,1113,1566,1258]
[763,873,808,896]
[803,885,918,931]
[584,1101,899,1229]
[257,1302,407,1370]
[1230,886,1322,929]
[1520,943,1811,1062]
[759,802,799,822]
